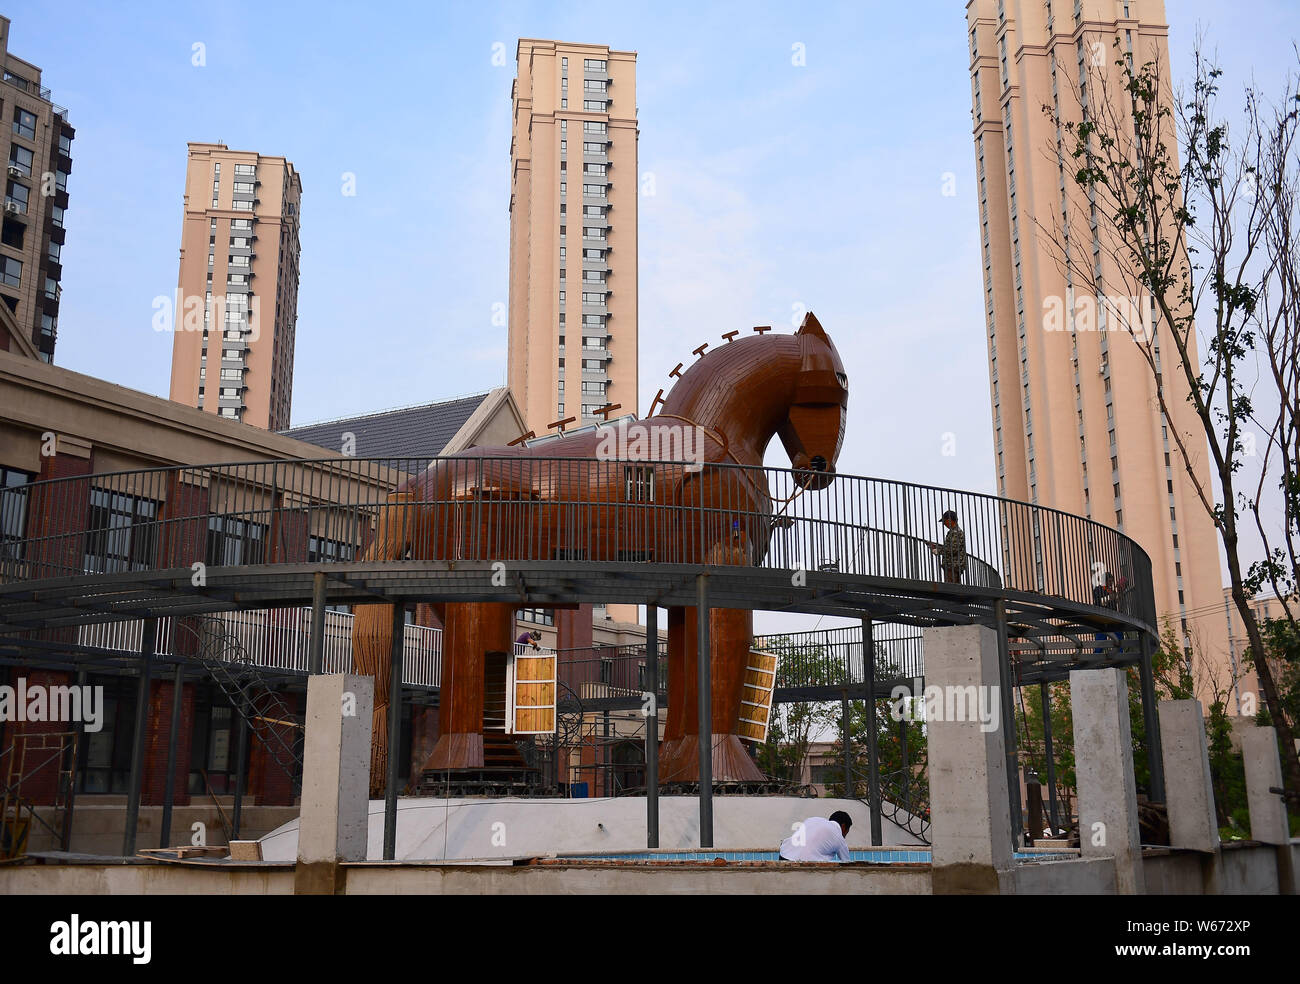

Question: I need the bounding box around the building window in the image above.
[8,144,33,177]
[5,180,29,212]
[0,466,33,561]
[584,59,607,71]
[516,608,554,626]
[58,133,72,156]
[582,121,607,134]
[308,535,355,563]
[232,200,254,211]
[233,181,255,194]
[234,163,255,176]
[11,106,36,140]
[84,489,159,573]
[583,100,605,111]
[0,256,20,287]
[206,515,267,566]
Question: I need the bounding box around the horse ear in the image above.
[796,312,827,338]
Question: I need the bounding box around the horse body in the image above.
[354,313,847,791]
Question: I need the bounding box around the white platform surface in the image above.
[259,795,925,862]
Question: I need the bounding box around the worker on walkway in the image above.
[779,811,853,862]
[930,510,967,584]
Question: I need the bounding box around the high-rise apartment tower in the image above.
[967,0,1230,698]
[169,142,301,430]
[0,15,74,364]
[508,40,638,435]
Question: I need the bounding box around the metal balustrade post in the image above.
[123,617,157,857]
[696,573,713,848]
[384,602,405,861]
[645,604,660,849]
[159,661,184,849]
[308,571,327,675]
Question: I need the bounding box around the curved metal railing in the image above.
[0,454,1156,631]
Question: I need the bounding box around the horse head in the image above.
[779,312,847,490]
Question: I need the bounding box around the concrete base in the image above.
[1159,700,1220,853]
[1071,667,1145,894]
[259,795,925,862]
[293,859,347,895]
[1242,726,1290,845]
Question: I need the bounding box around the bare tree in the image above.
[1038,33,1300,797]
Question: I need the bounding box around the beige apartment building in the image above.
[0,15,74,364]
[508,40,638,435]
[169,143,302,431]
[966,0,1230,697]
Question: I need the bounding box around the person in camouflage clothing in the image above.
[931,509,967,583]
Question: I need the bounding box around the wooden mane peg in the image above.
[595,403,622,419]
[547,416,577,433]
[693,342,709,357]
[722,330,739,343]
[507,431,536,447]
[668,363,684,379]
[648,389,665,416]
[752,325,771,334]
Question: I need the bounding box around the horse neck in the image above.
[658,337,800,463]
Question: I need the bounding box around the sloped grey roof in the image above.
[281,393,490,470]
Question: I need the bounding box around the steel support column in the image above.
[645,604,659,849]
[160,661,185,849]
[122,617,157,857]
[231,712,248,840]
[308,570,327,675]
[863,618,882,846]
[697,573,713,848]
[1138,632,1166,803]
[1040,680,1061,833]
[383,602,405,861]
[841,690,852,797]
[995,599,1022,849]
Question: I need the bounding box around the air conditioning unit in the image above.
[1099,361,1107,376]
[3,201,20,214]
[6,165,22,178]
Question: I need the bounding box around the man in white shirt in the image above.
[779,811,853,862]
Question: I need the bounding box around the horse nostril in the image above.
[810,455,828,472]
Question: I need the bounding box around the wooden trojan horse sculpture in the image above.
[353,312,848,794]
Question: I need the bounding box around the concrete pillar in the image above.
[1242,726,1290,845]
[295,674,373,894]
[1157,700,1219,852]
[1071,668,1144,894]
[924,624,1015,894]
